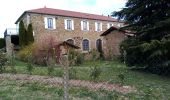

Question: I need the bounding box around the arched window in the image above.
[82,39,89,51]
[66,39,74,45]
[96,39,102,52]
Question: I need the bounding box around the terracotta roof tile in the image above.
[27,7,117,22]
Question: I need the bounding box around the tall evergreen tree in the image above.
[113,0,170,75]
[19,20,27,47]
[27,24,34,44]
[0,38,5,49]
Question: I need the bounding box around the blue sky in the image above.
[0,0,126,38]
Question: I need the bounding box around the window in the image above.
[47,18,53,29]
[82,39,89,51]
[66,39,74,45]
[81,20,89,31]
[44,17,56,29]
[95,22,102,32]
[65,19,74,30]
[107,23,113,29]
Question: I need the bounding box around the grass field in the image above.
[2,59,170,99]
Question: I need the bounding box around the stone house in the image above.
[101,26,132,59]
[15,7,124,53]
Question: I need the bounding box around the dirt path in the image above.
[0,73,136,94]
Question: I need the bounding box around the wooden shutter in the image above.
[72,20,74,30]
[44,17,48,29]
[53,18,56,29]
[95,22,97,31]
[81,21,83,30]
[64,19,67,29]
[87,21,89,30]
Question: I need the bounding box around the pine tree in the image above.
[27,24,34,44]
[113,0,170,75]
[19,20,27,48]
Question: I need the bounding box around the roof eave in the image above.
[15,11,27,24]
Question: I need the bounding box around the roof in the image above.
[15,7,118,24]
[100,26,134,36]
[59,41,80,49]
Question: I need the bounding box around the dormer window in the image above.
[44,17,56,29]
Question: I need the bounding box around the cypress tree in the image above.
[0,38,5,49]
[27,24,34,44]
[19,20,27,48]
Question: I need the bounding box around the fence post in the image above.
[61,54,69,100]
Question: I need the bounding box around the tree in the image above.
[19,20,27,47]
[113,0,170,75]
[0,38,5,49]
[27,24,34,44]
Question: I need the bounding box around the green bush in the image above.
[0,51,7,73]
[90,49,100,61]
[120,38,170,75]
[69,50,84,66]
[90,66,101,81]
[0,38,5,49]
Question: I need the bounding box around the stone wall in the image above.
[22,13,123,52]
[102,31,127,59]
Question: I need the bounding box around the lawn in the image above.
[2,59,170,99]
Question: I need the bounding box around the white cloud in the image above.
[0,0,126,38]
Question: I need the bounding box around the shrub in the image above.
[17,34,59,66]
[26,55,34,75]
[90,66,101,81]
[17,43,35,62]
[117,73,125,85]
[90,49,100,61]
[0,38,5,49]
[68,50,84,66]
[69,67,77,79]
[0,51,7,73]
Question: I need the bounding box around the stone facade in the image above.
[102,31,127,59]
[17,12,124,53]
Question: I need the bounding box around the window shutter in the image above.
[107,23,110,29]
[53,18,56,29]
[72,20,74,30]
[81,21,83,30]
[44,17,48,29]
[95,22,97,31]
[100,23,102,31]
[64,19,67,29]
[87,21,89,30]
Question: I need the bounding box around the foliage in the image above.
[117,73,125,85]
[90,49,100,61]
[113,0,170,75]
[26,55,34,75]
[69,50,84,66]
[27,24,34,44]
[0,38,5,49]
[17,43,35,62]
[90,66,101,81]
[69,67,77,79]
[19,21,34,48]
[19,20,27,47]
[17,34,59,66]
[0,51,7,73]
